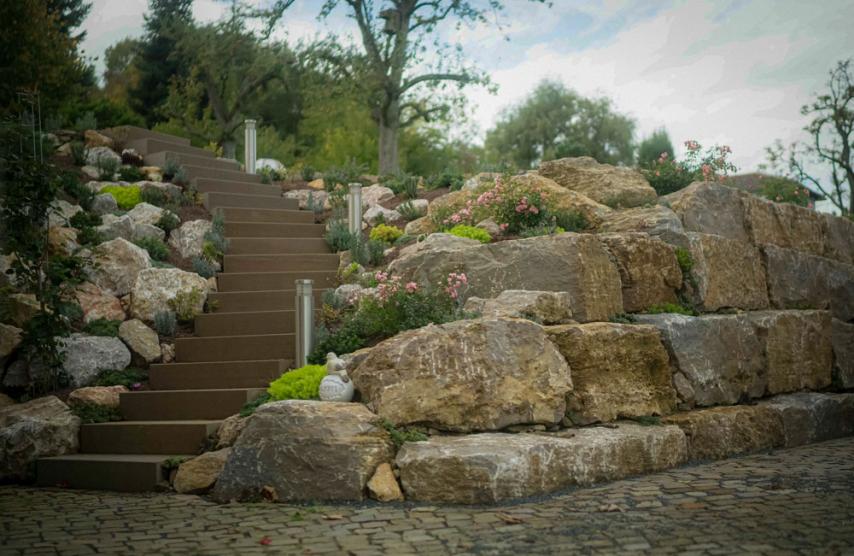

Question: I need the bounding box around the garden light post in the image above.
[295,279,314,368]
[347,183,362,235]
[244,119,257,174]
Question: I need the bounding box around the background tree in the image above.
[637,127,674,166]
[484,80,636,169]
[102,38,142,105]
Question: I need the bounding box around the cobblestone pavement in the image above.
[2,438,854,555]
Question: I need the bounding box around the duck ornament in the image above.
[319,352,355,402]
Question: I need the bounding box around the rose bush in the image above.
[641,140,738,195]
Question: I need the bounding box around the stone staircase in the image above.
[37,126,335,492]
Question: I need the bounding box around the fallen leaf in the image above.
[261,485,278,503]
[496,512,525,524]
[259,536,272,546]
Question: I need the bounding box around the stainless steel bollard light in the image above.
[347,183,362,235]
[294,279,314,367]
[244,119,257,174]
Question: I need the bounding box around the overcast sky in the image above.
[80,0,854,172]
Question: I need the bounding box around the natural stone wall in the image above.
[685,232,769,311]
[665,181,751,242]
[598,233,682,312]
[821,212,854,264]
[761,393,854,448]
[464,290,574,324]
[744,196,825,257]
[546,323,676,424]
[832,319,854,389]
[598,205,688,247]
[538,157,658,208]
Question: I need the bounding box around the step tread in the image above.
[39,453,188,463]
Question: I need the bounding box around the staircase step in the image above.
[80,421,219,455]
[225,222,324,238]
[145,150,240,172]
[149,360,286,390]
[227,237,330,255]
[37,454,183,492]
[208,290,325,312]
[120,389,265,421]
[216,271,336,292]
[101,126,190,148]
[125,137,215,158]
[194,177,280,197]
[195,310,304,336]
[183,165,261,184]
[220,207,315,224]
[176,334,294,362]
[224,253,339,273]
[204,191,298,211]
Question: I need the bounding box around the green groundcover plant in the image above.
[267,365,327,400]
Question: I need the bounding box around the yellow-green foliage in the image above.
[100,185,141,210]
[448,224,491,243]
[267,365,327,400]
[369,224,403,243]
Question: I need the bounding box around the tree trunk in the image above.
[378,105,400,174]
[223,140,236,160]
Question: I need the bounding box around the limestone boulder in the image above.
[761,392,854,448]
[599,205,688,247]
[90,193,118,215]
[216,414,248,449]
[126,202,173,227]
[87,238,151,296]
[48,200,83,227]
[351,318,572,432]
[538,157,657,208]
[173,448,231,494]
[85,146,121,167]
[547,322,677,424]
[75,282,125,323]
[0,396,80,482]
[96,214,135,241]
[663,405,785,461]
[48,227,79,256]
[635,314,765,408]
[475,218,502,239]
[67,385,127,408]
[168,219,211,259]
[821,212,854,264]
[60,333,132,387]
[361,184,395,207]
[363,205,401,225]
[84,129,113,149]
[0,323,23,369]
[130,268,208,322]
[744,196,824,257]
[599,233,682,312]
[404,216,435,236]
[509,173,611,228]
[389,233,623,322]
[132,223,165,242]
[462,172,499,191]
[685,232,768,311]
[464,290,573,325]
[832,319,854,389]
[396,424,687,503]
[284,189,328,210]
[426,190,468,222]
[138,180,181,201]
[118,319,161,364]
[664,181,750,242]
[212,401,393,502]
[746,311,832,394]
[367,463,404,502]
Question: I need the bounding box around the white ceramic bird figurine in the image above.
[320,352,355,402]
[326,352,349,382]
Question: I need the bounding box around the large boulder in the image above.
[0,323,23,369]
[599,205,688,247]
[635,314,765,408]
[746,311,832,394]
[663,405,785,462]
[685,232,769,311]
[90,193,118,215]
[212,401,393,502]
[173,448,231,494]
[404,216,434,236]
[363,205,401,225]
[0,396,80,482]
[664,181,750,242]
[367,463,404,502]
[352,318,571,432]
[168,220,212,259]
[48,200,83,228]
[85,146,121,167]
[60,333,132,387]
[832,319,854,389]
[464,290,573,325]
[74,282,125,323]
[118,319,161,364]
[760,392,854,448]
[84,129,114,149]
[48,227,79,256]
[546,322,677,424]
[361,184,395,207]
[396,424,687,503]
[87,238,152,296]
[538,157,657,208]
[283,189,328,210]
[389,233,623,322]
[126,202,173,227]
[821,212,854,264]
[744,196,825,257]
[130,268,208,322]
[598,233,682,312]
[132,223,165,242]
[95,214,135,242]
[67,385,127,408]
[509,173,612,228]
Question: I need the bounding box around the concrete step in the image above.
[80,421,220,455]
[149,359,287,390]
[194,177,280,197]
[37,454,185,492]
[125,137,215,158]
[223,253,339,273]
[145,150,240,172]
[183,165,261,184]
[204,192,298,211]
[195,310,305,336]
[216,271,336,293]
[175,334,294,362]
[225,222,324,238]
[101,126,190,148]
[220,207,315,224]
[120,389,265,421]
[226,238,330,255]
[208,289,326,312]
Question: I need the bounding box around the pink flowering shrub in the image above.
[641,140,738,196]
[759,176,813,208]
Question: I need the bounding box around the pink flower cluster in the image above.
[684,140,701,152]
[374,271,420,302]
[445,272,468,300]
[443,179,506,226]
[514,195,539,214]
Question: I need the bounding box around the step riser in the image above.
[37,458,166,492]
[120,389,264,421]
[224,254,339,273]
[195,178,280,197]
[226,238,330,255]
[220,207,315,224]
[126,138,214,158]
[176,335,295,362]
[185,166,261,184]
[225,222,324,238]
[102,126,190,148]
[195,311,302,336]
[204,192,298,211]
[216,272,336,293]
[149,360,286,390]
[80,423,218,455]
[144,151,240,172]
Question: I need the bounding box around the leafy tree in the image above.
[764,59,853,216]
[638,128,674,166]
[484,80,636,169]
[102,38,142,105]
[317,0,546,174]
